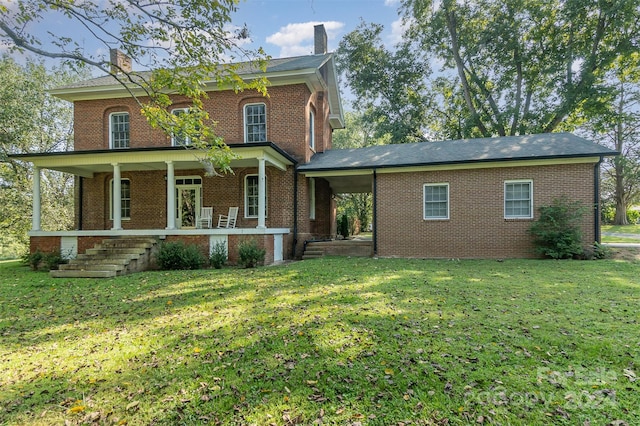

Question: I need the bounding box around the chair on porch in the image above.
[217,207,239,229]
[196,207,213,229]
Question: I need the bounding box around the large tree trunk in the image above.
[613,168,628,225]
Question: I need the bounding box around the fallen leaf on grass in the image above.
[623,369,636,382]
[125,401,139,412]
[67,405,86,414]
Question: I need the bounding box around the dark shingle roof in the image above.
[299,133,617,172]
[53,54,333,90]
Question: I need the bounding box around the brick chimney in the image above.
[109,49,132,74]
[314,24,328,54]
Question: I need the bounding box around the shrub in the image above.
[528,197,587,259]
[22,250,67,271]
[157,241,206,270]
[210,241,227,269]
[338,214,350,239]
[238,239,266,268]
[627,209,640,225]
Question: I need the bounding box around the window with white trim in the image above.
[309,110,315,150]
[245,174,267,218]
[171,108,192,146]
[244,103,266,142]
[423,183,449,220]
[504,180,533,218]
[309,178,316,220]
[110,178,131,219]
[109,112,130,148]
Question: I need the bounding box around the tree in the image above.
[400,0,640,137]
[0,57,81,257]
[0,0,269,174]
[584,54,640,225]
[336,21,432,143]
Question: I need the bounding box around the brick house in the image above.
[13,26,617,270]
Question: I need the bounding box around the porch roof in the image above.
[11,142,296,177]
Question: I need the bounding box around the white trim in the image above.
[309,109,315,151]
[504,179,533,219]
[244,174,268,219]
[109,177,131,221]
[423,183,449,220]
[109,111,130,149]
[170,108,191,146]
[244,103,267,143]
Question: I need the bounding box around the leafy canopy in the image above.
[0,0,270,174]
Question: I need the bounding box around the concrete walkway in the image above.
[602,232,640,248]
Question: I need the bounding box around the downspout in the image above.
[373,169,377,256]
[292,165,298,258]
[594,157,603,243]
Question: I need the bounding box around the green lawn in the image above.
[1,258,639,425]
[602,224,640,243]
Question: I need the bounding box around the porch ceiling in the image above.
[304,170,373,193]
[13,143,295,177]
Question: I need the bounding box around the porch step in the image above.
[51,236,159,278]
[303,239,373,259]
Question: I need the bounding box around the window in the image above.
[110,112,130,148]
[110,179,131,219]
[309,178,316,220]
[171,108,192,146]
[423,183,449,220]
[244,103,266,142]
[309,110,315,150]
[504,180,533,218]
[245,174,267,218]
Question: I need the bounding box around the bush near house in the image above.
[156,241,206,270]
[238,239,266,268]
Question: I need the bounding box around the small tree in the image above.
[528,197,588,259]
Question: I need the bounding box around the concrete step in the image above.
[59,263,125,272]
[68,257,131,266]
[85,247,146,256]
[50,269,117,278]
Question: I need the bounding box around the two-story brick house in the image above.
[14,25,617,274]
[19,26,342,273]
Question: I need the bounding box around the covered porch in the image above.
[17,143,296,265]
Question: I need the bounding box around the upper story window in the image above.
[504,180,533,219]
[309,110,315,150]
[244,103,266,143]
[171,108,192,146]
[109,112,130,149]
[423,183,449,220]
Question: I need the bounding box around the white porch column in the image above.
[32,166,41,231]
[112,163,122,230]
[166,161,176,229]
[257,157,266,229]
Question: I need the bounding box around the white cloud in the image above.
[388,18,409,45]
[266,21,344,58]
[384,0,401,5]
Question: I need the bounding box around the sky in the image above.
[230,0,406,57]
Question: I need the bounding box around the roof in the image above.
[299,133,617,172]
[50,52,344,130]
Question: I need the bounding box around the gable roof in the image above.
[299,133,617,173]
[49,53,344,129]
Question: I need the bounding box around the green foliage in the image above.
[157,241,206,270]
[209,241,227,269]
[237,239,266,268]
[627,209,640,225]
[528,197,588,259]
[0,0,270,174]
[337,213,350,238]
[22,250,66,271]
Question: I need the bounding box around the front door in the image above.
[175,178,202,228]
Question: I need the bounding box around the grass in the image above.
[1,257,639,425]
[601,224,640,243]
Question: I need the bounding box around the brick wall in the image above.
[376,163,596,259]
[30,236,61,254]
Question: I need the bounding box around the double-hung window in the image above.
[171,108,192,146]
[245,174,267,218]
[110,112,130,148]
[110,179,131,220]
[504,180,533,219]
[424,183,449,220]
[244,103,266,142]
[309,110,315,150]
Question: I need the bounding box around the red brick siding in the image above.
[165,235,209,259]
[228,235,273,266]
[376,163,596,259]
[30,236,60,254]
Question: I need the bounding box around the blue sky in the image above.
[1,0,405,64]
[231,0,405,57]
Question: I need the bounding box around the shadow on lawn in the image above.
[1,258,639,425]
